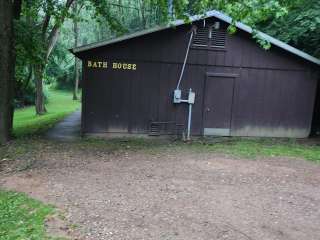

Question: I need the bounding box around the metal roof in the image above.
[72,10,320,66]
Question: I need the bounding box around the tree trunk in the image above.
[34,0,74,113]
[0,1,14,144]
[73,1,80,100]
[34,64,47,115]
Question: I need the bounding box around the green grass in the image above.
[76,137,320,162]
[187,138,320,162]
[13,90,80,138]
[0,190,63,240]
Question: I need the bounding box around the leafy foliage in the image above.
[260,0,320,57]
[45,42,75,90]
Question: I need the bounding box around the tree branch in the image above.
[46,0,75,61]
[42,14,51,39]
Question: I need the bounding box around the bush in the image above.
[14,84,49,109]
[14,83,36,108]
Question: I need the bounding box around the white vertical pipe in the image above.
[187,88,193,141]
[187,103,192,140]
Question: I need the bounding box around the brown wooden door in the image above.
[203,74,235,136]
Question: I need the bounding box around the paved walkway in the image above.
[46,111,81,141]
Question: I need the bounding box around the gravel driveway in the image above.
[1,143,320,240]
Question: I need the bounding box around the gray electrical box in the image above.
[188,91,195,104]
[173,89,182,103]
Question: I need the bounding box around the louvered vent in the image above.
[149,123,161,136]
[192,26,209,47]
[211,29,227,48]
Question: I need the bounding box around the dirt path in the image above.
[46,111,81,141]
[1,146,320,240]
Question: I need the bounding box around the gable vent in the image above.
[192,26,209,47]
[211,29,227,48]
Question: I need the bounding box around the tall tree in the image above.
[33,0,75,114]
[0,0,22,144]
[0,1,14,143]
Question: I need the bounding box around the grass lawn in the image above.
[13,89,80,138]
[0,190,63,240]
